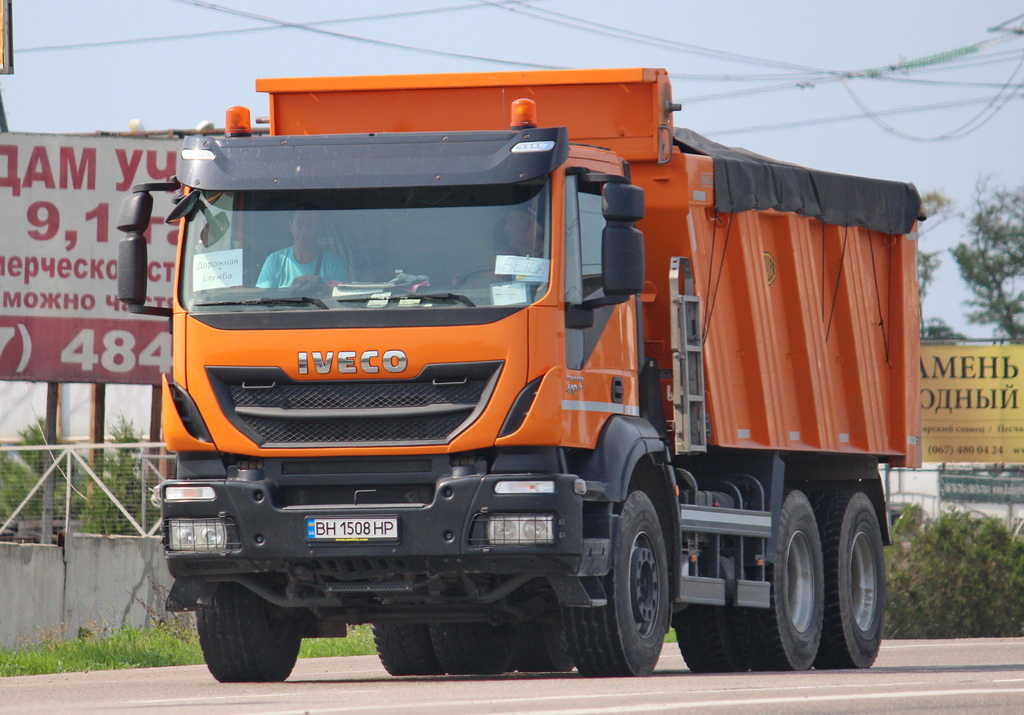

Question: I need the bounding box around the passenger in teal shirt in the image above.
[256,210,349,288]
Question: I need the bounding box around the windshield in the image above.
[179,182,550,312]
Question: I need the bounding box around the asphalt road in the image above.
[3,638,1023,714]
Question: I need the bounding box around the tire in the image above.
[811,490,886,669]
[564,490,670,677]
[674,605,748,673]
[510,621,575,673]
[196,582,304,682]
[428,622,516,675]
[734,489,823,671]
[372,622,445,676]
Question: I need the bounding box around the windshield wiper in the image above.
[195,296,330,310]
[332,292,476,307]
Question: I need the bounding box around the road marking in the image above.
[521,687,1024,714]
[123,691,377,705]
[231,683,1000,715]
[882,641,1018,649]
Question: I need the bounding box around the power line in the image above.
[169,0,565,69]
[490,0,835,74]
[26,1,563,69]
[839,49,1024,142]
[23,2,520,53]
[703,91,1024,138]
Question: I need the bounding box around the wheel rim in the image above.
[786,530,815,633]
[629,531,660,638]
[850,531,878,631]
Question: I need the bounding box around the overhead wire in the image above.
[21,2,540,54]
[485,0,836,74]
[839,49,1024,141]
[19,1,1024,141]
[703,92,1024,137]
[168,0,566,69]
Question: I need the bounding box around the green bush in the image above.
[885,506,1024,638]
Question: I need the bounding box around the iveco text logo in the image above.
[298,350,408,375]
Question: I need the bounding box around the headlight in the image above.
[167,518,239,552]
[485,514,554,546]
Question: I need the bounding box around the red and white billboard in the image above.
[0,133,180,384]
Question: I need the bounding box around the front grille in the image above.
[247,412,466,445]
[231,381,485,411]
[208,362,501,447]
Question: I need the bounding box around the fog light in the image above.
[168,518,231,552]
[486,514,554,546]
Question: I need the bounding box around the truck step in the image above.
[679,505,772,538]
[678,576,770,608]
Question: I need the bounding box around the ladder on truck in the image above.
[669,256,706,454]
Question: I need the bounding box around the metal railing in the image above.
[0,442,171,544]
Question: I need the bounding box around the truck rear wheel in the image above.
[674,605,748,673]
[735,489,823,671]
[564,490,669,676]
[372,622,445,675]
[811,490,886,669]
[428,622,515,675]
[510,621,574,673]
[196,582,303,682]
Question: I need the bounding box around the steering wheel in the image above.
[452,267,496,287]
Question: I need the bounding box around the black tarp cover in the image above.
[674,128,923,235]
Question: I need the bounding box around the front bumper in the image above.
[161,472,606,580]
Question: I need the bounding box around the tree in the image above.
[916,190,965,340]
[951,181,1024,339]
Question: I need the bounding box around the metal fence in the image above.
[4,446,1022,544]
[885,465,1024,529]
[0,442,171,544]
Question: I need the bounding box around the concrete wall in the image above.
[0,534,173,649]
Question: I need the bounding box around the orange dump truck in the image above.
[117,68,921,681]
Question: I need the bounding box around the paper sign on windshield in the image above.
[494,255,549,282]
[193,249,243,289]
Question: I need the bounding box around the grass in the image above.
[2,621,674,678]
[0,623,377,678]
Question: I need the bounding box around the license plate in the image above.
[306,516,399,542]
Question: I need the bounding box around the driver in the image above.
[256,208,349,288]
[452,206,545,287]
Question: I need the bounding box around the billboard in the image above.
[920,344,1024,463]
[938,473,1024,505]
[0,132,180,384]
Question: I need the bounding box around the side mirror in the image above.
[116,191,153,234]
[117,230,149,306]
[116,182,177,317]
[602,182,644,298]
[601,224,644,297]
[603,182,645,223]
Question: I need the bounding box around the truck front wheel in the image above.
[564,490,669,676]
[196,582,304,682]
[735,489,823,671]
[811,490,886,669]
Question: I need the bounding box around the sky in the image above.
[2,0,1023,341]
